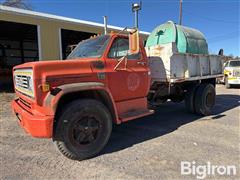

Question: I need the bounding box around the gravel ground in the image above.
[0,85,239,180]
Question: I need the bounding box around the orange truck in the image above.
[11,26,223,160]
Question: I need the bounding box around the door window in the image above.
[108,38,140,60]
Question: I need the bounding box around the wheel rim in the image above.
[206,92,214,108]
[70,115,101,146]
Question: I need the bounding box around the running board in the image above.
[119,109,154,122]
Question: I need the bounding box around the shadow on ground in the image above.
[102,94,240,155]
[0,83,239,157]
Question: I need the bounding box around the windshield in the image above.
[229,60,240,67]
[67,35,110,59]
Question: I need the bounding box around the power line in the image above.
[207,31,239,43]
[208,31,239,40]
[208,36,238,44]
[183,10,239,24]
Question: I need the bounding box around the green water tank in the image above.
[146,21,209,54]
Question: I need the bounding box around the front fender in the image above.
[44,82,119,123]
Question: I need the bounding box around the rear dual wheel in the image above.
[185,85,199,113]
[54,99,112,160]
[185,83,216,116]
[194,84,215,115]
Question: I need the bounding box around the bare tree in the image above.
[1,0,32,10]
[228,53,234,58]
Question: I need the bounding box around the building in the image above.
[0,5,149,71]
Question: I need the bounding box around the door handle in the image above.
[137,62,146,66]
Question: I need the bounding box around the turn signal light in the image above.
[41,83,50,92]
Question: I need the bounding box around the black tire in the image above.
[194,84,216,116]
[225,76,231,89]
[54,99,112,160]
[185,85,199,113]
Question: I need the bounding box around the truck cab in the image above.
[223,59,240,88]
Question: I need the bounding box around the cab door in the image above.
[104,36,150,102]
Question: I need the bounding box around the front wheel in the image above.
[225,76,231,89]
[54,99,112,160]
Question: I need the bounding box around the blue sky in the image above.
[3,0,240,56]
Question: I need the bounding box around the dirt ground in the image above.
[0,85,239,179]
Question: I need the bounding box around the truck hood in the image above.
[13,59,96,82]
[13,58,101,104]
[225,66,240,71]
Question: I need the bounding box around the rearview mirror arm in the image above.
[114,55,128,71]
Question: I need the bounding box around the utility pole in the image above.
[179,0,183,25]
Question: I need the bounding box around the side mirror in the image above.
[129,29,140,54]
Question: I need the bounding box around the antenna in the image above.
[103,16,108,35]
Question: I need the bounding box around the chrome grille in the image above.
[14,69,34,98]
[233,70,240,77]
[15,75,30,89]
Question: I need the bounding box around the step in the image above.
[119,109,154,122]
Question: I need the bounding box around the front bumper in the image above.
[228,77,240,85]
[12,99,54,138]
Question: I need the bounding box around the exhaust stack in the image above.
[103,16,108,35]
